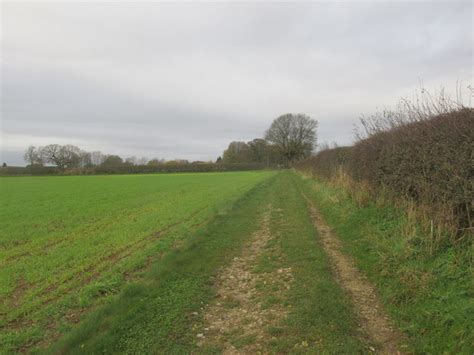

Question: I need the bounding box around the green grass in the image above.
[260,172,365,353]
[0,171,274,352]
[298,173,473,353]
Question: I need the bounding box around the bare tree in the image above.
[39,144,81,168]
[137,156,148,165]
[90,151,105,166]
[79,151,92,168]
[265,113,318,162]
[125,156,138,165]
[23,146,43,166]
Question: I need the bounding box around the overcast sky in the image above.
[1,1,472,165]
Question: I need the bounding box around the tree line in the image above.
[23,145,190,168]
[21,113,318,169]
[221,113,318,164]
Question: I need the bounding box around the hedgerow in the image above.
[0,162,273,176]
[295,92,473,239]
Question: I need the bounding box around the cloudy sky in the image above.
[1,1,472,165]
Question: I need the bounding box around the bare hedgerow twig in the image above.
[355,85,468,140]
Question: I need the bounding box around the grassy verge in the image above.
[297,172,473,353]
[45,175,277,354]
[259,172,366,353]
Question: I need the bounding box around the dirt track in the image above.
[198,193,403,354]
[196,205,293,353]
[301,192,403,354]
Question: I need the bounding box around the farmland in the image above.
[0,171,274,351]
[0,170,472,353]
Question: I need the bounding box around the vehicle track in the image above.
[196,205,293,353]
[301,191,403,354]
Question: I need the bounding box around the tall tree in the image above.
[90,151,106,166]
[101,155,124,167]
[125,156,138,166]
[148,158,165,166]
[23,146,43,166]
[222,141,250,163]
[78,151,92,168]
[38,144,81,168]
[137,157,148,165]
[247,139,269,163]
[265,113,318,162]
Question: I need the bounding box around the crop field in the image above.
[0,171,274,351]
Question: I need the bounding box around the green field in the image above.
[1,171,471,353]
[0,171,274,351]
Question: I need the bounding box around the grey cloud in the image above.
[1,1,472,166]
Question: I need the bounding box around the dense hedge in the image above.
[295,108,474,231]
[0,163,273,176]
[298,146,352,180]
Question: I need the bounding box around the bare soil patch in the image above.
[302,192,404,354]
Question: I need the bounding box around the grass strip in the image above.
[261,171,366,353]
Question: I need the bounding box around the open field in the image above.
[1,171,472,353]
[0,171,274,352]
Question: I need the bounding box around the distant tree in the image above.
[38,144,81,168]
[100,155,124,167]
[125,156,137,166]
[215,156,222,163]
[137,157,148,165]
[222,141,250,163]
[267,144,286,165]
[265,113,318,162]
[147,158,164,166]
[37,144,60,166]
[247,138,269,163]
[2,162,6,168]
[165,159,189,165]
[90,151,105,166]
[79,151,92,168]
[23,146,43,166]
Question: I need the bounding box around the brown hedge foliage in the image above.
[295,108,474,231]
[298,146,352,180]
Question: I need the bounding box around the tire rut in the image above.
[301,191,404,354]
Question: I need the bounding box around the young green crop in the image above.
[0,171,274,352]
